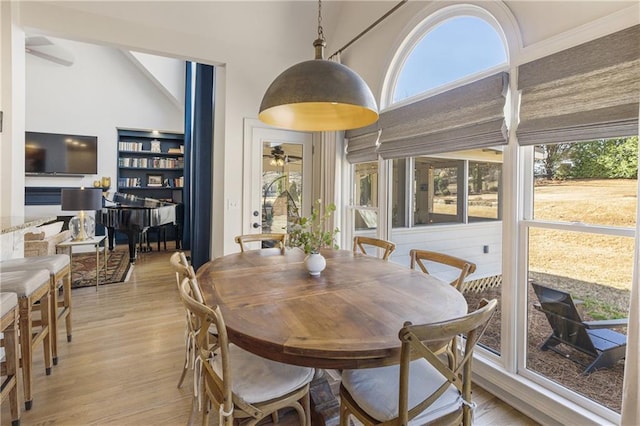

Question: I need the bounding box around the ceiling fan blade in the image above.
[26,36,54,47]
[25,36,74,66]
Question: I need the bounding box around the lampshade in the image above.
[259,1,378,132]
[61,187,103,241]
[61,188,103,211]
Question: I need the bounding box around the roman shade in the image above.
[345,126,380,163]
[345,72,509,163]
[517,25,640,145]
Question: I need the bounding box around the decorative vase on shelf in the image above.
[304,252,326,276]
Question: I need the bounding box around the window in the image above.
[392,15,507,104]
[524,139,637,413]
[352,162,379,231]
[414,158,462,225]
[391,151,503,228]
[469,160,502,221]
[367,5,508,358]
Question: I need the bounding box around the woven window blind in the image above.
[517,25,640,145]
[345,72,509,163]
[377,72,509,159]
[345,124,380,163]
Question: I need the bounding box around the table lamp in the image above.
[61,187,103,241]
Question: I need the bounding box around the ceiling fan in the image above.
[25,36,75,66]
[263,145,302,166]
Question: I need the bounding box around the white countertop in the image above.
[0,216,56,234]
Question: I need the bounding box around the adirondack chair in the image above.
[531,282,628,374]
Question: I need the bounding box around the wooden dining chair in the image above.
[168,251,209,408]
[169,251,200,299]
[235,233,286,253]
[177,277,314,426]
[169,250,215,426]
[340,298,498,426]
[409,249,477,292]
[353,236,396,261]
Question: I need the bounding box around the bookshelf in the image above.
[116,128,184,201]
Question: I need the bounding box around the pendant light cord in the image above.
[329,0,408,60]
[317,0,325,42]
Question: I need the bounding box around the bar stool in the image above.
[0,254,71,365]
[0,292,21,425]
[0,269,52,410]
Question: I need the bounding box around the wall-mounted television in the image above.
[25,131,98,176]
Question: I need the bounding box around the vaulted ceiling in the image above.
[34,1,637,64]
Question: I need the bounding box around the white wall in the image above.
[0,1,26,218]
[357,221,502,282]
[24,37,183,218]
[128,51,185,109]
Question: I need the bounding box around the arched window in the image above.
[391,15,507,104]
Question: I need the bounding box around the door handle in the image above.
[252,223,261,229]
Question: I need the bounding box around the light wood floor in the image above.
[1,243,539,425]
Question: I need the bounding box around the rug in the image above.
[71,249,131,289]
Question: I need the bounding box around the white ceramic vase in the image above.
[304,253,326,276]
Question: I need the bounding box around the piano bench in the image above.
[143,224,174,251]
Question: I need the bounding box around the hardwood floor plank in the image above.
[1,244,537,425]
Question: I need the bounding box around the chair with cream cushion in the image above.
[340,299,497,426]
[234,233,286,253]
[0,292,21,425]
[177,277,313,426]
[170,251,221,425]
[0,269,53,411]
[1,254,72,365]
[409,249,476,292]
[353,236,396,261]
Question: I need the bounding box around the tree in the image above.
[539,143,571,179]
[569,137,638,179]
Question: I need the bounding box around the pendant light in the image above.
[259,0,379,132]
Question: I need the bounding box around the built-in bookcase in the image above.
[116,128,184,202]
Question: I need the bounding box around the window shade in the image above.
[517,25,640,145]
[378,72,509,159]
[345,124,379,163]
[345,72,509,163]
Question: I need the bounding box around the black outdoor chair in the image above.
[531,282,628,374]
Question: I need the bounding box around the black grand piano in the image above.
[97,192,180,263]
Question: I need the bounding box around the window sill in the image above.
[472,354,619,425]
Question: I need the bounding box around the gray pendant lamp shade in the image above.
[259,2,378,132]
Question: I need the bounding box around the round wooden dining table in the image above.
[196,247,468,370]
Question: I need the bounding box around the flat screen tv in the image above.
[25,131,98,176]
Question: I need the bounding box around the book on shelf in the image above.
[118,177,141,188]
[118,141,143,151]
[118,157,183,168]
[163,176,184,188]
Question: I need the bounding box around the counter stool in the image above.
[0,254,71,365]
[0,292,21,425]
[0,269,52,410]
